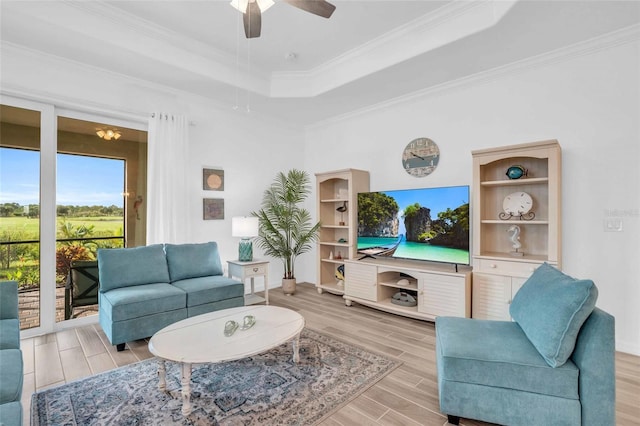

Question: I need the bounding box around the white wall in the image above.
[2,38,638,354]
[302,39,640,354]
[1,46,305,289]
[186,103,304,283]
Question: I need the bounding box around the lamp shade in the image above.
[232,216,259,238]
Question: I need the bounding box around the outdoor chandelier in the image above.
[96,129,121,141]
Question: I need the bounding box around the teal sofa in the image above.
[436,264,615,426]
[98,242,244,351]
[0,281,23,426]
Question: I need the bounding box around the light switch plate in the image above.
[604,218,623,232]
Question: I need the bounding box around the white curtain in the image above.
[146,113,190,244]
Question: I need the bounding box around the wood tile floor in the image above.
[21,283,640,425]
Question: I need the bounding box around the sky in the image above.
[383,186,469,217]
[0,147,125,207]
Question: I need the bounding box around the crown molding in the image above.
[63,0,232,65]
[308,23,640,129]
[0,41,303,132]
[270,0,518,97]
[10,0,271,96]
[0,41,204,118]
[78,0,509,99]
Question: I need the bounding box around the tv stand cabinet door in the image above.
[418,273,470,318]
[471,272,512,320]
[345,262,378,301]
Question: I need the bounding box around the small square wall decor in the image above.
[203,168,224,191]
[203,198,224,220]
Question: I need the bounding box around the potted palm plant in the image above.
[252,169,320,295]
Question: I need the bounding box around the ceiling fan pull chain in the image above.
[246,29,251,113]
[233,7,241,111]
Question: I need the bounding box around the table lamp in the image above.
[232,216,259,262]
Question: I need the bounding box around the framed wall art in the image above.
[203,198,224,220]
[203,168,224,191]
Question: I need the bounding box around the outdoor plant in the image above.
[56,244,92,284]
[6,257,40,289]
[252,169,320,281]
[58,219,99,252]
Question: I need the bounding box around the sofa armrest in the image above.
[0,281,19,320]
[571,307,615,426]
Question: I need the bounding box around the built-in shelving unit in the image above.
[471,140,562,320]
[315,169,370,295]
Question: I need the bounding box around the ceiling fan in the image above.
[231,0,336,38]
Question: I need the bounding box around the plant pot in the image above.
[282,278,296,295]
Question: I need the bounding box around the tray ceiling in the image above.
[1,0,639,125]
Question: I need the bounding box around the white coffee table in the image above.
[148,305,305,415]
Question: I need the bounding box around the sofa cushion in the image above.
[0,349,24,404]
[0,319,20,350]
[98,245,170,292]
[165,242,223,282]
[172,275,244,307]
[99,283,186,322]
[436,317,579,399]
[510,263,598,368]
[0,401,23,426]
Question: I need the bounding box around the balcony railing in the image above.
[0,236,124,329]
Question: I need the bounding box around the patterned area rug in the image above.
[32,328,401,425]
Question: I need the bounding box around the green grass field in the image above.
[1,216,124,286]
[1,216,123,238]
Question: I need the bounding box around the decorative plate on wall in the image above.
[401,138,440,177]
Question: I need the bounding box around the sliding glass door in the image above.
[55,115,147,323]
[0,97,147,335]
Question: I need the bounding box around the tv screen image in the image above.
[357,185,470,265]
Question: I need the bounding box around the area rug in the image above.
[31,328,401,425]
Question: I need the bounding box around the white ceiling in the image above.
[1,0,639,126]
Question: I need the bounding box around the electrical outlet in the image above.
[604,218,623,232]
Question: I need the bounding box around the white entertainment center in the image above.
[315,140,560,322]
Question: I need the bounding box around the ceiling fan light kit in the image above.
[231,0,336,39]
[230,0,274,14]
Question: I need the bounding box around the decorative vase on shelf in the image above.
[506,165,528,180]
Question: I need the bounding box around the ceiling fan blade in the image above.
[243,1,262,38]
[283,0,336,19]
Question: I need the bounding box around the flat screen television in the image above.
[357,185,470,265]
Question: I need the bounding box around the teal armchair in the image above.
[436,264,615,425]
